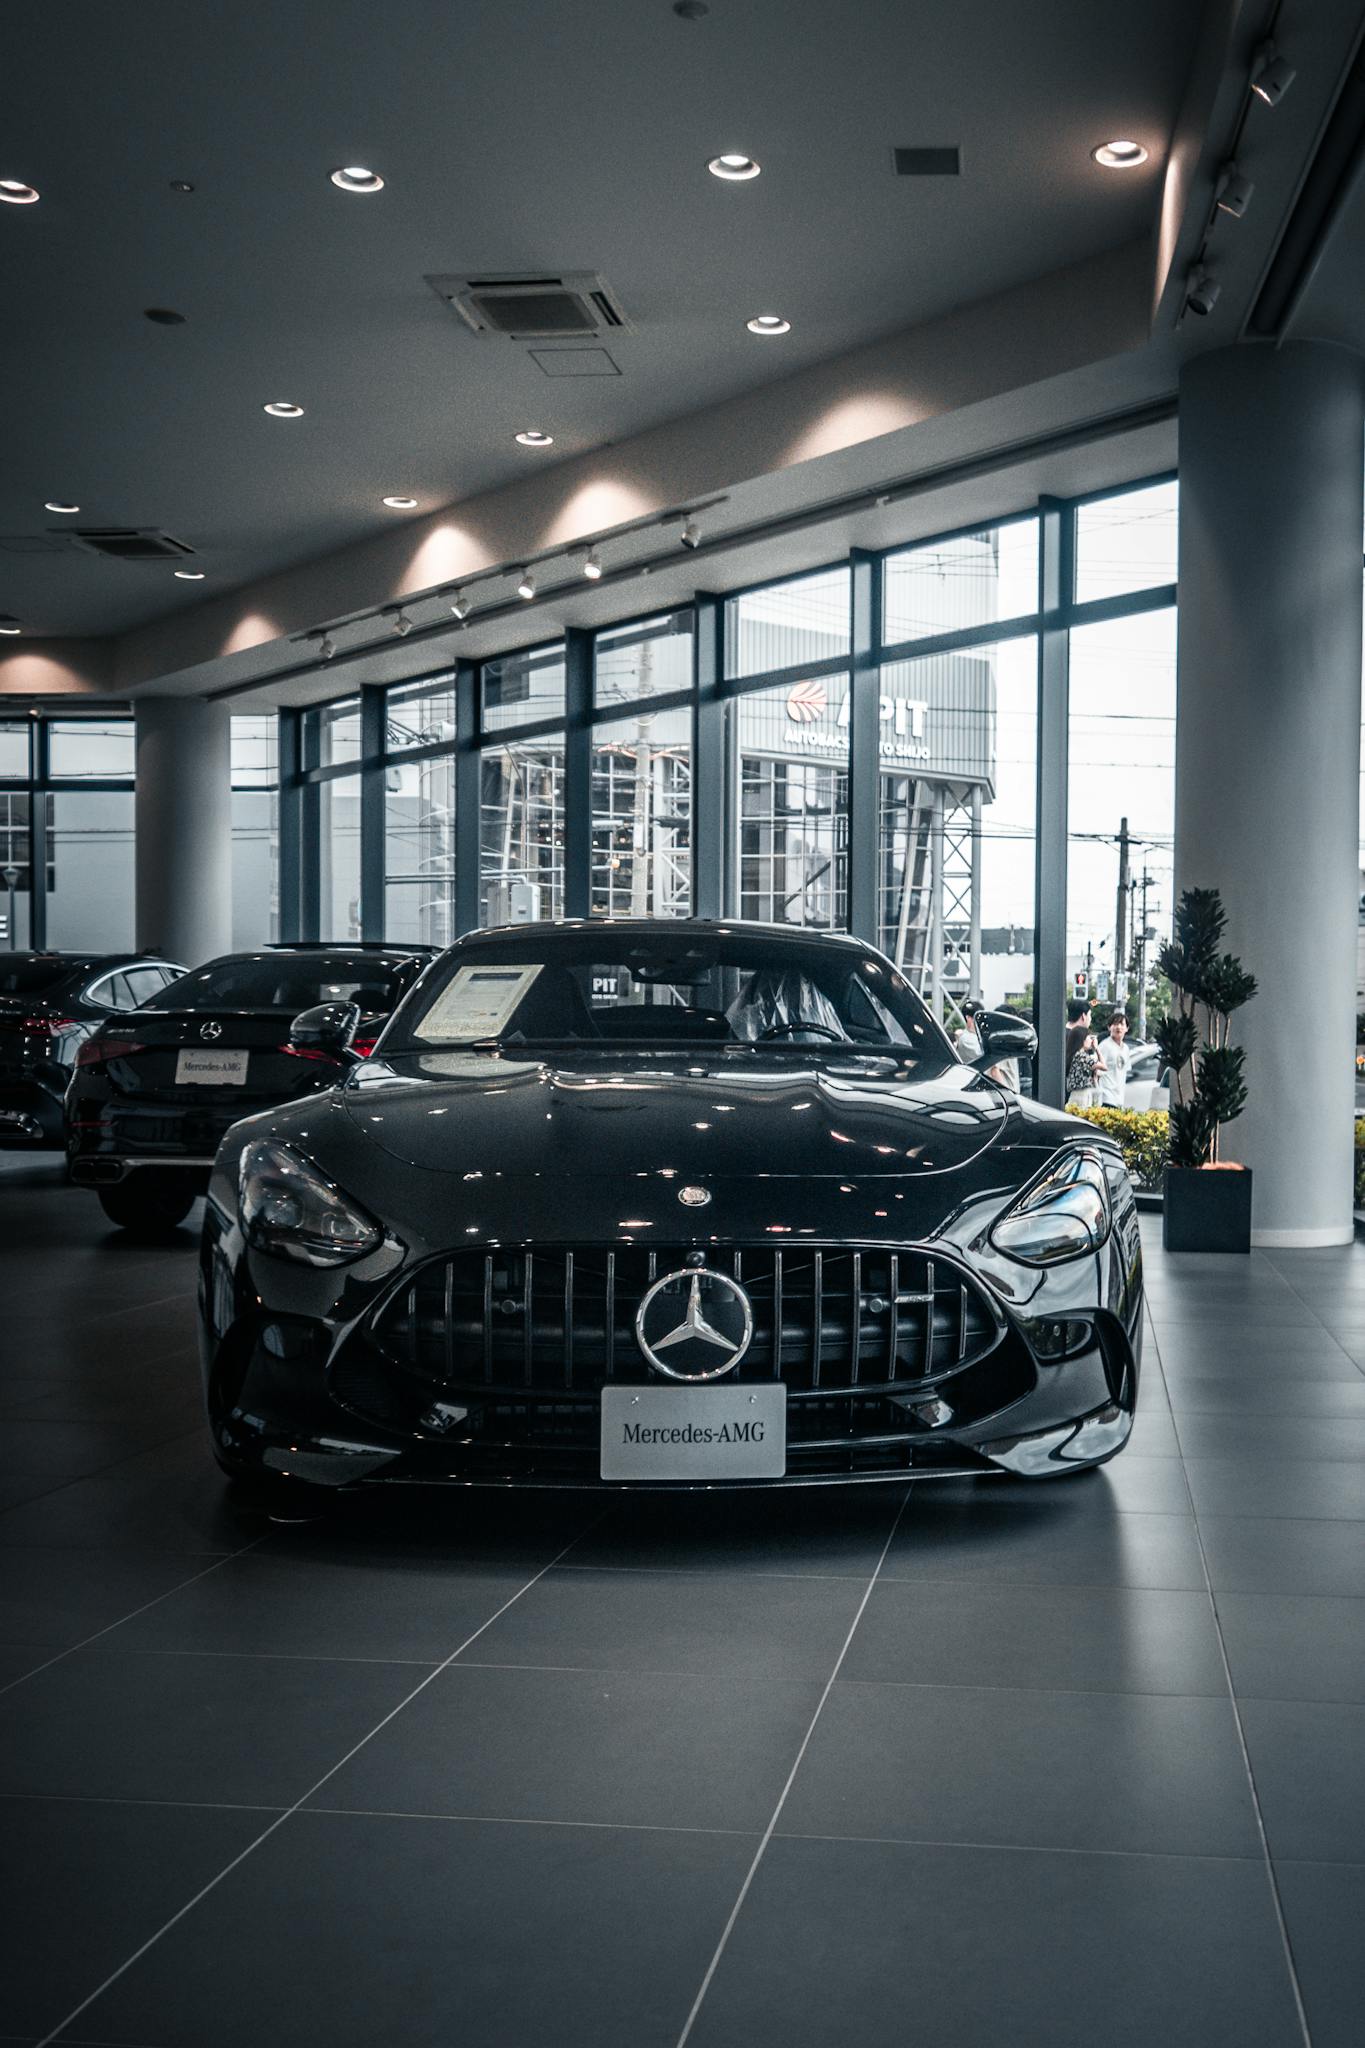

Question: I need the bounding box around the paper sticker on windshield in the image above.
[413,964,543,1043]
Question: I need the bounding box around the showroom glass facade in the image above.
[271,476,1179,1097]
[0,716,136,951]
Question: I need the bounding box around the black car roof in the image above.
[463,918,877,953]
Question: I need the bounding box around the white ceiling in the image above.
[1,0,1203,638]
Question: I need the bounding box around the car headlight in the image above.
[988,1148,1112,1266]
[238,1139,382,1267]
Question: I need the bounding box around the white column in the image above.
[134,696,232,966]
[1176,341,1364,1246]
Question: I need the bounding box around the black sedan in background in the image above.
[67,944,433,1235]
[0,952,186,1145]
[200,919,1143,1502]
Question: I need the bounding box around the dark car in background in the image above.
[0,952,186,1146]
[200,919,1143,1503]
[67,943,433,1235]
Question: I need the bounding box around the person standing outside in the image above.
[1097,1010,1133,1108]
[1065,997,1102,1111]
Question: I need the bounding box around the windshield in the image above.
[158,953,414,1015]
[392,930,950,1058]
[0,957,82,997]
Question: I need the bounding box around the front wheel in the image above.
[97,1177,195,1239]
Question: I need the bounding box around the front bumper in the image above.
[69,1153,215,1189]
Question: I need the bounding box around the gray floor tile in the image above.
[884,1501,1206,1590]
[688,1837,1303,2048]
[1240,1698,1365,1862]
[0,1795,269,2038]
[1166,1376,1365,1416]
[1183,1457,1365,1520]
[0,1647,425,1806]
[0,1645,56,1687]
[842,1579,1226,1696]
[1199,1515,1365,1597]
[1124,1410,1182,1456]
[0,1545,225,1651]
[920,1454,1192,1515]
[1176,1412,1365,1463]
[104,1554,537,1664]
[781,1681,1259,1858]
[1274,1861,1365,2048]
[566,1486,906,1578]
[314,1661,818,1830]
[1159,1349,1365,1383]
[456,1565,866,1681]
[73,1809,752,2048]
[0,1440,266,1553]
[1216,1592,1365,1704]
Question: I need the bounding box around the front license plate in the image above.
[600,1385,786,1481]
[175,1048,249,1086]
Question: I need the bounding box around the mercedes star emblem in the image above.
[678,1185,711,1207]
[635,1265,753,1382]
[199,1021,223,1042]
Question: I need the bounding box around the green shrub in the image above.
[1071,1106,1169,1192]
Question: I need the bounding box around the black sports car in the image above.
[68,943,433,1235]
[0,951,186,1145]
[199,920,1143,1499]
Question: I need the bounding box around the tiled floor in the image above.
[3,1152,1364,2046]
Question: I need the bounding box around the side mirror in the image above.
[288,1000,362,1058]
[971,1009,1038,1068]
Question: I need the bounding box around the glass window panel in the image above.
[480,739,564,923]
[231,788,280,950]
[47,719,134,780]
[590,705,692,917]
[883,521,1038,646]
[385,748,455,948]
[726,567,850,679]
[1066,608,1176,1032]
[387,675,458,753]
[0,793,34,946]
[732,677,849,928]
[877,641,1037,1033]
[311,699,361,768]
[0,723,29,779]
[318,777,362,939]
[482,645,566,732]
[46,791,135,948]
[1075,481,1178,604]
[594,612,694,709]
[230,715,278,788]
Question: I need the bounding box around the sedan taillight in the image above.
[75,1037,145,1067]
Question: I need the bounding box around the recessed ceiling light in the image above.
[583,549,603,581]
[263,401,304,418]
[747,314,790,335]
[0,620,21,635]
[0,180,39,205]
[389,608,413,637]
[515,430,554,447]
[382,495,418,509]
[709,154,760,181]
[44,502,80,514]
[517,569,536,600]
[330,165,384,193]
[144,307,187,325]
[449,591,469,622]
[174,569,206,581]
[1091,139,1148,170]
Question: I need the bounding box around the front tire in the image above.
[97,1178,195,1238]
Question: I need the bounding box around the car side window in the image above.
[125,966,165,1006]
[86,971,133,1011]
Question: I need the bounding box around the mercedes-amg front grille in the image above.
[365,1244,1001,1397]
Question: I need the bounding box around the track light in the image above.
[449,591,469,622]
[311,631,336,661]
[390,608,413,637]
[1251,42,1296,107]
[583,549,603,580]
[1215,162,1254,218]
[517,569,536,600]
[1185,268,1221,318]
[680,518,700,550]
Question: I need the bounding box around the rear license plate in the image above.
[175,1048,249,1086]
[600,1385,786,1481]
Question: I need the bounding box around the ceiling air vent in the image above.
[426,272,633,339]
[68,528,197,562]
[893,147,961,176]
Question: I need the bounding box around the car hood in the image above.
[339,1049,1012,1179]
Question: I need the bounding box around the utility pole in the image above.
[1114,817,1130,990]
[1136,868,1154,1039]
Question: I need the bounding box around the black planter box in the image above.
[1162,1166,1253,1253]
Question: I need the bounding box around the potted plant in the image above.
[1154,888,1257,1253]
